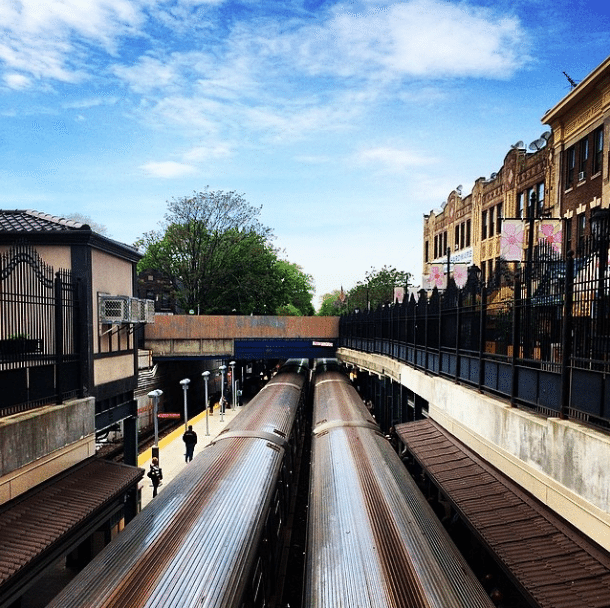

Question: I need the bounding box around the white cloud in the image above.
[4,73,31,89]
[356,146,437,172]
[140,161,197,178]
[113,55,183,94]
[183,143,232,161]
[294,0,528,80]
[0,0,147,82]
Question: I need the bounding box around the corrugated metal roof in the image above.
[0,458,143,593]
[0,210,86,232]
[395,419,610,608]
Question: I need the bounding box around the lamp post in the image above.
[219,365,227,422]
[202,371,210,436]
[147,389,163,461]
[180,378,190,431]
[229,360,236,409]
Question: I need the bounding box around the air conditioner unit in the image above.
[578,171,586,181]
[99,296,130,324]
[145,299,156,323]
[128,298,156,323]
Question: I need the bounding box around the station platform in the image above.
[138,403,241,509]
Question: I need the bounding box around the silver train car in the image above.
[47,359,309,608]
[304,360,494,608]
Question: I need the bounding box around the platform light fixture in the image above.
[180,378,190,431]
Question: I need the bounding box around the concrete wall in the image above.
[339,348,610,553]
[0,397,96,504]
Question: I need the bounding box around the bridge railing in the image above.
[340,233,610,428]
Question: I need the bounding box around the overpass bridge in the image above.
[143,315,339,360]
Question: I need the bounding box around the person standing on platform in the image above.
[148,457,163,497]
[182,425,198,462]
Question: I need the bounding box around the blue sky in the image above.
[1,0,609,307]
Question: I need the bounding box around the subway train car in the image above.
[304,359,494,607]
[47,359,309,608]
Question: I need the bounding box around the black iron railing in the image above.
[340,232,610,427]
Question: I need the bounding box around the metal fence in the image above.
[0,243,82,415]
[340,229,610,427]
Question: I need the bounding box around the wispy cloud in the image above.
[356,145,437,172]
[3,73,31,90]
[183,144,232,161]
[292,0,528,80]
[104,0,530,146]
[140,160,197,178]
[0,0,146,82]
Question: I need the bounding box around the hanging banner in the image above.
[393,286,405,303]
[539,219,562,253]
[453,263,468,288]
[428,264,447,289]
[500,219,525,261]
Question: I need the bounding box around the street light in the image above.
[219,365,227,422]
[180,378,190,431]
[202,371,210,436]
[229,360,236,409]
[147,389,163,461]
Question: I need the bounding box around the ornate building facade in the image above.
[423,54,610,287]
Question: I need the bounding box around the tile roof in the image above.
[395,419,610,608]
[0,210,87,233]
[0,458,143,597]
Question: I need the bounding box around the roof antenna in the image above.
[563,71,578,90]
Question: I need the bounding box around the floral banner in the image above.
[453,263,468,288]
[428,264,447,289]
[539,220,562,253]
[393,286,405,303]
[500,219,525,261]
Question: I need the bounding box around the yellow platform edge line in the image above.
[137,406,214,467]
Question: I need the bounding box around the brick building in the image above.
[423,54,610,287]
[543,55,610,251]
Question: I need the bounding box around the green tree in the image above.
[136,189,274,313]
[66,213,108,235]
[136,189,315,315]
[346,266,412,312]
[318,289,346,316]
[274,260,315,316]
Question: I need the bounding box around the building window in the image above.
[579,136,589,179]
[466,220,471,247]
[455,226,460,250]
[425,241,429,262]
[489,207,495,237]
[566,146,576,188]
[496,202,503,234]
[536,183,545,215]
[517,192,524,218]
[577,213,586,252]
[593,126,604,175]
[482,210,488,240]
[460,222,465,250]
[526,187,535,218]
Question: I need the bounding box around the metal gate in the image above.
[0,242,81,415]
